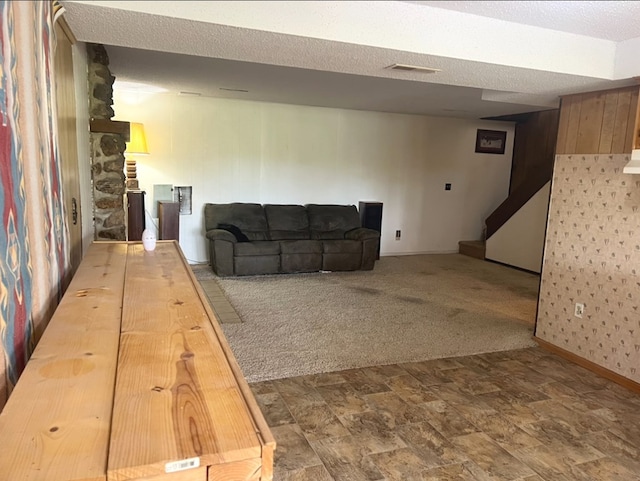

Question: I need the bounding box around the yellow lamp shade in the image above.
[127,122,149,155]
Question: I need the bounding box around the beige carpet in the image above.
[192,254,539,383]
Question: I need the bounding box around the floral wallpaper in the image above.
[537,153,640,383]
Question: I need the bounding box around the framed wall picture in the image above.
[475,129,507,154]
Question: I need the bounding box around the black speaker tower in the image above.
[358,201,383,259]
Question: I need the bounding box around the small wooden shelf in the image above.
[127,191,145,241]
[158,201,180,241]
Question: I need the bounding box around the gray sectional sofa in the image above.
[204,203,380,276]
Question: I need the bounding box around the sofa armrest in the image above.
[345,227,380,241]
[206,229,237,243]
[206,229,236,276]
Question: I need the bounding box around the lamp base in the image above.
[126,158,139,190]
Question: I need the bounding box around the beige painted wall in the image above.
[114,92,514,263]
[485,181,550,273]
[537,153,640,383]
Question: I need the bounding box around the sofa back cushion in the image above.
[265,204,311,240]
[306,204,361,240]
[204,203,269,241]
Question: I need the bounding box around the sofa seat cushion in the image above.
[322,239,362,254]
[234,241,280,257]
[234,256,280,276]
[312,229,347,240]
[270,230,309,240]
[280,240,323,254]
[279,240,323,273]
[321,240,362,271]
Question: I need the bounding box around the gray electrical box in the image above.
[174,186,192,215]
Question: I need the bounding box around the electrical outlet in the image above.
[445,183,452,191]
[574,302,584,318]
[395,230,401,240]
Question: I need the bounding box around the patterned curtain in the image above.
[0,0,70,409]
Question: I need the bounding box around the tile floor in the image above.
[250,347,640,481]
[198,278,242,324]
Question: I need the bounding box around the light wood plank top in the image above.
[0,241,274,480]
[0,242,127,481]
[108,242,270,480]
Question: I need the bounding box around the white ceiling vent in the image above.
[220,87,249,93]
[386,64,441,74]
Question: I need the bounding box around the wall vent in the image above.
[386,63,441,74]
[219,87,249,93]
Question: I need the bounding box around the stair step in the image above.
[458,240,486,260]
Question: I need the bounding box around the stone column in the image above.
[87,43,126,240]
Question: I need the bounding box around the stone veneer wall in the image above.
[536,153,640,383]
[87,43,125,240]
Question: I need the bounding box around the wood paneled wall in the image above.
[510,109,559,194]
[556,86,640,155]
[54,20,82,278]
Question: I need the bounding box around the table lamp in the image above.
[125,122,149,190]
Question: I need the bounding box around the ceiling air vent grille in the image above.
[387,64,441,74]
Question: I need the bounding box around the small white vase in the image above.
[141,228,157,251]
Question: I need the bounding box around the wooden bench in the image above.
[0,241,275,481]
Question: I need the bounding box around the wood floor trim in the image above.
[534,336,640,395]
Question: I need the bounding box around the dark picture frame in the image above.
[475,129,507,154]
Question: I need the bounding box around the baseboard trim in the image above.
[485,257,540,275]
[380,250,458,257]
[534,336,640,395]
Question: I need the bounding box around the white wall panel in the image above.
[486,182,551,273]
[115,92,513,263]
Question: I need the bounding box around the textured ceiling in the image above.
[409,1,640,41]
[61,1,640,119]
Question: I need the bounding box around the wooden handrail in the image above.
[485,167,551,240]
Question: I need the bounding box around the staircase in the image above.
[459,168,551,261]
[485,168,551,240]
[458,108,558,263]
[458,240,486,260]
